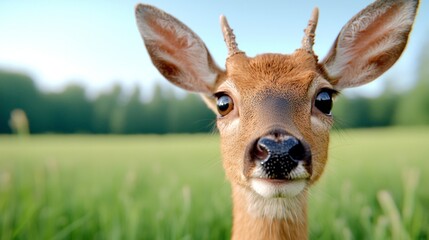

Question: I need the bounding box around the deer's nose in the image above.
[253,131,311,179]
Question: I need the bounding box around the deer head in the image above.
[135,0,418,232]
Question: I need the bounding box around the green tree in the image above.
[143,85,170,133]
[0,71,41,133]
[395,37,429,126]
[368,84,401,127]
[42,85,92,133]
[333,95,373,128]
[122,86,147,134]
[92,85,123,133]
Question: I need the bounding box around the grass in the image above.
[310,128,429,239]
[0,127,428,239]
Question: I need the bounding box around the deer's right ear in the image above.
[135,4,223,94]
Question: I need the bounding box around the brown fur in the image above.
[218,51,330,186]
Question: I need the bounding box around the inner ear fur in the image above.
[135,4,223,94]
[320,0,419,90]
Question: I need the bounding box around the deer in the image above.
[135,0,418,239]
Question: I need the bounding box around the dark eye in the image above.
[216,94,234,116]
[315,90,333,115]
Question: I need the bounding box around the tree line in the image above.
[0,71,214,134]
[1,43,428,134]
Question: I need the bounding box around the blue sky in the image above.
[0,0,428,98]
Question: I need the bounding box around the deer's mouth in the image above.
[250,177,308,198]
[255,178,293,184]
[248,160,311,198]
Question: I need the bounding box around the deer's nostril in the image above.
[288,140,306,161]
[254,141,269,161]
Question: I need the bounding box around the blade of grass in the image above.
[377,190,409,240]
[51,213,91,240]
[402,168,420,227]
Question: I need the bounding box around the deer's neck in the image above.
[230,185,308,240]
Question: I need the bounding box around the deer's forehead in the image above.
[221,52,319,99]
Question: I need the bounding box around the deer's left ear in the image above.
[320,0,419,90]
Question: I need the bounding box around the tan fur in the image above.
[135,1,418,239]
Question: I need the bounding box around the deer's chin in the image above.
[250,178,307,198]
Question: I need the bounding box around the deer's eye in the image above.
[216,94,234,116]
[315,89,334,115]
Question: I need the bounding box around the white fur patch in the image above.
[241,185,307,220]
[311,115,332,134]
[251,179,307,199]
[217,117,239,134]
[246,160,310,219]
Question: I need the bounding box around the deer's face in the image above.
[136,0,418,219]
[215,52,333,199]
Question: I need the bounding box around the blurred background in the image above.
[1,1,429,239]
[1,0,428,134]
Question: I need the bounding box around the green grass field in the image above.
[0,127,428,239]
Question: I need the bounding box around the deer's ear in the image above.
[135,4,223,94]
[320,0,418,90]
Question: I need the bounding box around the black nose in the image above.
[253,131,311,179]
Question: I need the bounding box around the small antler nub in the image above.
[301,7,319,53]
[220,15,244,57]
